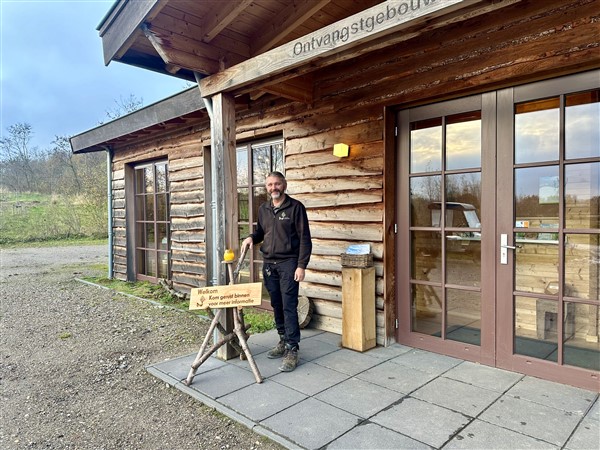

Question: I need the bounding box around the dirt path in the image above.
[0,245,283,450]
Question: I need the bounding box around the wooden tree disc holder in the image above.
[183,248,263,385]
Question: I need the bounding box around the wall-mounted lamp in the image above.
[333,143,349,158]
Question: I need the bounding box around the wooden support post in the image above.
[342,267,376,352]
[212,92,239,360]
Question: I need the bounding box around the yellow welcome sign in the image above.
[190,283,263,310]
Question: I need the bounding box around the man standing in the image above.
[241,171,312,372]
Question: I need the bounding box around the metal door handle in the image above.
[501,244,516,249]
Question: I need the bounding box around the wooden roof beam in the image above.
[251,0,332,56]
[142,23,220,75]
[202,0,254,43]
[260,75,314,103]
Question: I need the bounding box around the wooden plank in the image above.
[300,282,341,302]
[285,141,382,168]
[288,157,383,179]
[310,222,382,242]
[293,190,383,208]
[200,0,254,43]
[308,205,382,222]
[251,0,332,55]
[311,238,384,259]
[285,122,382,155]
[200,0,479,96]
[287,176,382,194]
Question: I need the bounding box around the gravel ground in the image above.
[0,245,284,450]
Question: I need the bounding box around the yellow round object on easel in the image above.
[224,248,235,261]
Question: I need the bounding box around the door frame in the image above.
[395,93,497,367]
[495,70,600,390]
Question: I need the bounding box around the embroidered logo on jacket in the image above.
[278,211,290,221]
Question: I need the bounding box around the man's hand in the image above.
[294,267,305,282]
[241,236,253,254]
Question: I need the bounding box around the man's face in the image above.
[266,176,286,201]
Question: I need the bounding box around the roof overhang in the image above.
[70,87,206,153]
[98,0,523,102]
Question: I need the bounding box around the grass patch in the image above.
[82,276,276,334]
[0,193,107,247]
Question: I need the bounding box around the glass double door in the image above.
[397,71,599,388]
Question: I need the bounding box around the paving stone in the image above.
[443,361,523,392]
[507,376,598,414]
[445,419,558,449]
[188,363,257,399]
[356,360,435,394]
[564,415,600,450]
[315,377,404,418]
[412,376,502,417]
[365,343,413,360]
[219,380,307,422]
[308,331,343,347]
[270,361,348,396]
[312,348,382,376]
[228,349,286,379]
[152,352,226,381]
[297,337,340,362]
[327,422,431,449]
[370,397,471,448]
[389,349,462,375]
[479,395,582,446]
[587,399,599,421]
[260,398,361,450]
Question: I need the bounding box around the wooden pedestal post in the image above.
[342,266,376,352]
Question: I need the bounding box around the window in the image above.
[236,138,284,288]
[134,161,170,281]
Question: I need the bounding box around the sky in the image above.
[1,0,187,150]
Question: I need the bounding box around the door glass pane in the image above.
[158,251,168,278]
[515,98,559,164]
[252,144,270,184]
[564,302,600,371]
[410,118,442,173]
[515,166,560,228]
[445,173,481,218]
[146,223,155,248]
[446,237,481,287]
[565,90,600,160]
[410,176,441,227]
[145,195,154,221]
[156,164,167,193]
[144,166,154,193]
[253,186,267,220]
[446,289,481,345]
[272,142,284,173]
[565,234,599,301]
[156,193,168,222]
[145,250,156,277]
[411,231,441,282]
[565,162,600,229]
[515,233,559,295]
[157,223,168,250]
[515,296,558,362]
[135,169,146,193]
[237,147,248,186]
[238,188,249,221]
[412,284,442,335]
[446,111,481,170]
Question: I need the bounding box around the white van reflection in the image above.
[428,202,481,260]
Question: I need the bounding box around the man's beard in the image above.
[270,190,282,199]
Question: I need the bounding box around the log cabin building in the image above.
[70,0,600,390]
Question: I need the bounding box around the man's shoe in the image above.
[266,339,286,359]
[279,346,299,372]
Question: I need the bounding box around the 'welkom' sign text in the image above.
[190,283,263,309]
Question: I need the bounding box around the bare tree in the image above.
[99,94,144,124]
[0,123,39,192]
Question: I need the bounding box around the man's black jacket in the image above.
[249,194,312,269]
